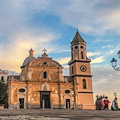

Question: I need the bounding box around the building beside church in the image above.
[8,30,95,109]
[0,69,8,84]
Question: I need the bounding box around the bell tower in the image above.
[68,29,94,109]
[71,29,87,62]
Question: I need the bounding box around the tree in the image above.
[0,82,8,105]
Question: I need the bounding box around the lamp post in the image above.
[113,92,117,98]
[111,50,120,71]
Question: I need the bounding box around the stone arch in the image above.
[41,82,50,91]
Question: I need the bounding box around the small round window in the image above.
[75,46,78,49]
[19,89,25,93]
[44,62,47,65]
[81,46,83,49]
[65,90,70,94]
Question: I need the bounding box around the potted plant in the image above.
[95,94,105,110]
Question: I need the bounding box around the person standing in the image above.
[103,96,110,110]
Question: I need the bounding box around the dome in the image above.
[23,57,36,66]
[21,57,36,68]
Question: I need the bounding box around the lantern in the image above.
[111,58,117,68]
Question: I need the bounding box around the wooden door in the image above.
[19,98,24,109]
[40,91,50,108]
[66,99,70,108]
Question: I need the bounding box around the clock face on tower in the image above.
[80,65,87,72]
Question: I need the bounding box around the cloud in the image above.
[0,29,60,73]
[102,45,114,49]
[44,0,120,35]
[94,39,113,43]
[87,52,100,57]
[63,66,69,76]
[2,0,119,36]
[91,56,104,64]
[57,57,71,65]
[1,0,120,43]
[105,50,115,56]
[91,65,120,102]
[91,64,120,104]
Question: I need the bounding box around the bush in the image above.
[0,82,8,105]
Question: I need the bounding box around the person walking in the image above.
[103,96,110,110]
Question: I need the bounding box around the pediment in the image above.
[29,59,60,67]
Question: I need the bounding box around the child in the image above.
[103,96,110,110]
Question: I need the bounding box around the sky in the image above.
[0,0,120,105]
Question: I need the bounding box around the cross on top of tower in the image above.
[76,25,78,31]
[43,48,47,53]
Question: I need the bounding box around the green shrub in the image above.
[96,94,106,100]
[0,82,8,105]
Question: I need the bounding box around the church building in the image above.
[8,30,95,109]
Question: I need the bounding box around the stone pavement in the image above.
[0,109,120,120]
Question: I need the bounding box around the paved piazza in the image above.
[0,109,120,120]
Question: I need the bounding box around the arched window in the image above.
[81,52,84,59]
[1,76,4,82]
[83,79,87,89]
[71,52,73,60]
[43,71,47,78]
[72,66,74,74]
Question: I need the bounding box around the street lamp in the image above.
[111,50,120,71]
[113,92,117,98]
[118,50,120,58]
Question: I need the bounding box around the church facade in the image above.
[8,30,95,109]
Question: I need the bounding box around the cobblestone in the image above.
[0,109,120,120]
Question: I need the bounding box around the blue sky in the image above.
[0,0,120,103]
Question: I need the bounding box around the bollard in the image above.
[67,102,69,110]
[51,102,53,110]
[81,103,83,110]
[18,101,20,109]
[42,100,44,110]
[73,102,75,110]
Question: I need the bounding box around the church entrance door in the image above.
[66,99,70,109]
[40,91,50,108]
[19,98,24,109]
